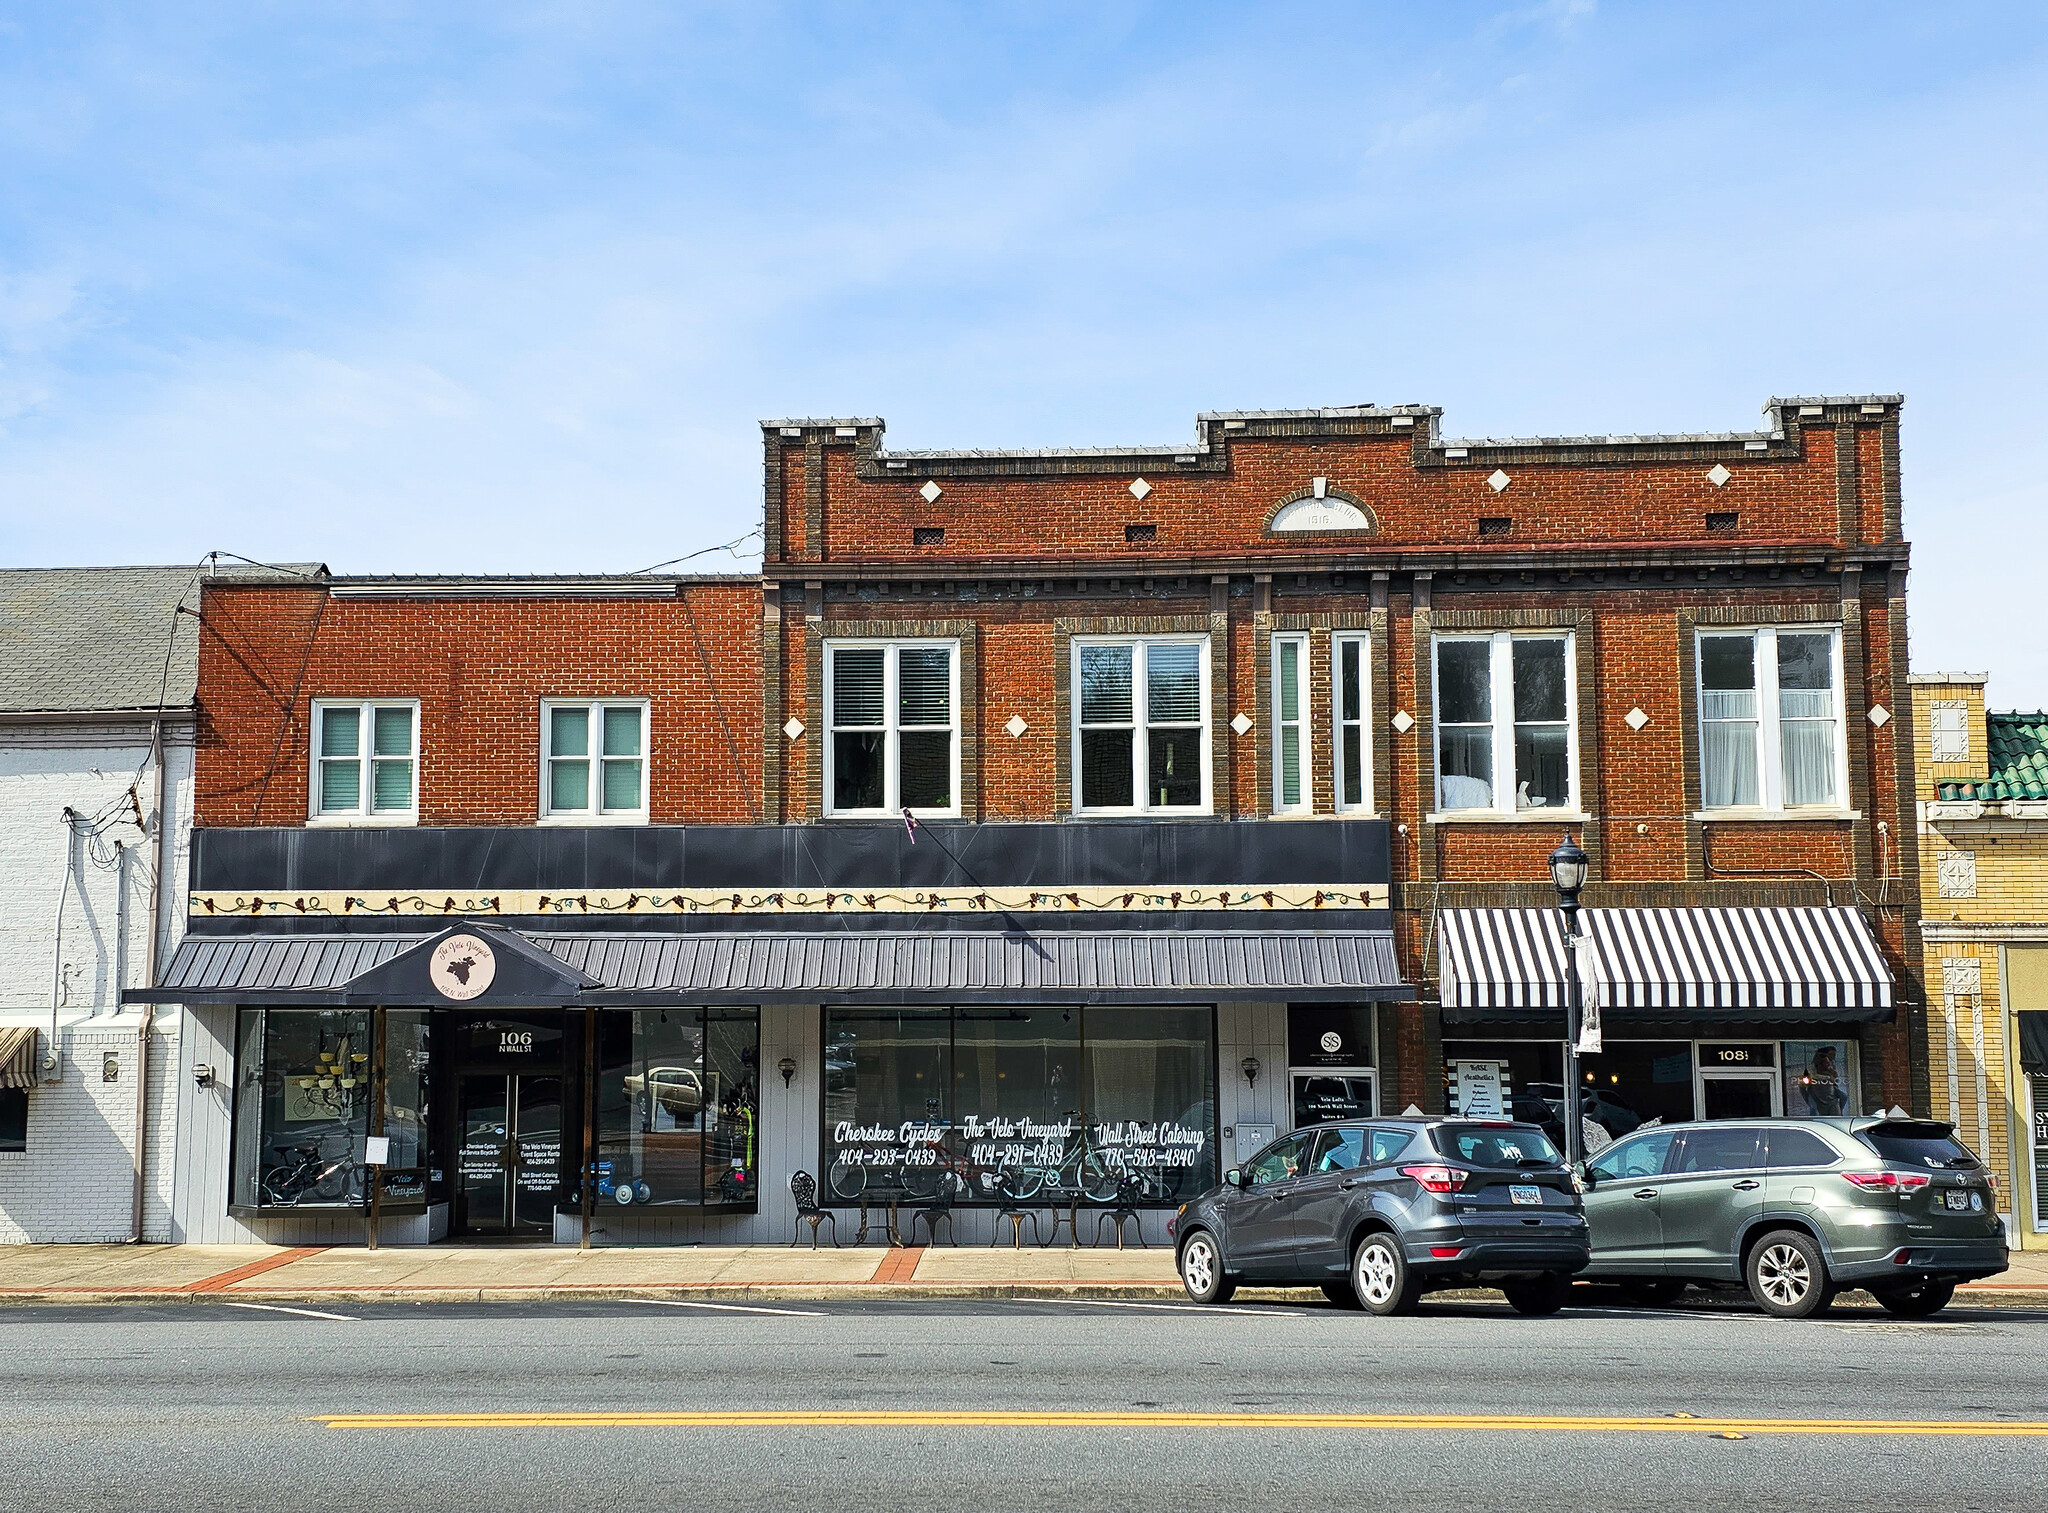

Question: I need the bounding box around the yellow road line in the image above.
[310,1410,2048,1436]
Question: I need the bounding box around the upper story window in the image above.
[542,701,649,823]
[311,701,418,823]
[1075,637,1209,814]
[1333,632,1372,813]
[1698,628,1845,811]
[1271,634,1310,814]
[1434,633,1577,815]
[826,642,959,816]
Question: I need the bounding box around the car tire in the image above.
[1618,1280,1687,1308]
[1321,1280,1363,1309]
[1351,1234,1419,1317]
[1501,1273,1572,1316]
[1179,1232,1235,1305]
[1745,1229,1836,1319]
[1871,1279,1956,1319]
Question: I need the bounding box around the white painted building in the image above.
[0,567,207,1241]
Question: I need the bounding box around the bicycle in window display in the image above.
[258,1129,368,1207]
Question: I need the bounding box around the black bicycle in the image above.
[258,1140,367,1206]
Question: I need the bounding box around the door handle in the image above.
[1341,1179,1364,1190]
[1632,1189,1658,1200]
[1271,1192,1289,1202]
[1732,1179,1761,1191]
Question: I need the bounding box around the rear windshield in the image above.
[1432,1124,1560,1167]
[1859,1123,1979,1170]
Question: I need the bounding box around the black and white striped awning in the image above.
[1436,907,1893,1023]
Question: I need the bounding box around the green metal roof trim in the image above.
[1938,713,2048,801]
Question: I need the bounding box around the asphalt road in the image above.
[6,1293,2046,1513]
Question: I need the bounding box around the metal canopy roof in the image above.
[132,928,1410,1006]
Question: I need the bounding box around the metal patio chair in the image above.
[789,1169,838,1248]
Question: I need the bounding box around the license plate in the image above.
[1944,1190,1972,1211]
[1510,1185,1543,1206]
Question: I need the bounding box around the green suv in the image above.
[1579,1117,2007,1318]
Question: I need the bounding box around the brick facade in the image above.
[189,395,1925,1120]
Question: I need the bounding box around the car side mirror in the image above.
[1224,1168,1244,1188]
[1575,1162,1595,1189]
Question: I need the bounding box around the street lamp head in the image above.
[1548,831,1589,907]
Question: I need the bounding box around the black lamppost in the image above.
[1548,831,1590,1170]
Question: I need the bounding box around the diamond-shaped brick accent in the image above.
[1707,464,1732,487]
[919,479,942,503]
[1129,477,1151,500]
[1625,707,1650,731]
[1230,712,1253,736]
[1868,704,1891,728]
[782,717,805,740]
[1391,710,1415,734]
[1487,469,1511,493]
[1004,715,1028,739]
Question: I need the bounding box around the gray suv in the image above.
[1172,1118,1589,1315]
[1580,1117,2008,1318]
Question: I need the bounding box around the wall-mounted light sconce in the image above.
[778,1056,798,1088]
[1241,1056,1261,1090]
[193,1064,217,1088]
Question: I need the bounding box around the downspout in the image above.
[132,716,173,1243]
[47,808,78,1082]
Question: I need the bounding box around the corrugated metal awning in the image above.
[135,928,1411,1005]
[1436,907,1893,1024]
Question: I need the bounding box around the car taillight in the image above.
[1986,1173,1998,1194]
[1399,1165,1470,1194]
[1844,1170,1931,1192]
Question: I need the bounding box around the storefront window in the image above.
[823,1006,1216,1207]
[1782,1039,1856,1117]
[1445,1039,1694,1147]
[593,1008,760,1210]
[231,1009,374,1210]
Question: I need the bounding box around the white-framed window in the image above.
[1074,636,1210,814]
[1333,632,1372,813]
[1697,627,1846,811]
[541,700,649,822]
[1271,634,1311,814]
[310,700,419,823]
[825,641,960,816]
[1433,632,1577,815]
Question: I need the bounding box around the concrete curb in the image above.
[0,1283,2041,1308]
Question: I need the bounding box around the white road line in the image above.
[627,1299,828,1318]
[1017,1299,1303,1318]
[222,1301,359,1322]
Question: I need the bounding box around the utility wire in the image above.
[633,529,763,575]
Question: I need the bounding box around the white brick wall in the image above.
[0,723,192,1242]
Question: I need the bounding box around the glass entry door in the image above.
[456,1074,563,1236]
[1699,1070,1778,1120]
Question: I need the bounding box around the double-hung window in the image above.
[826,642,959,816]
[1697,628,1845,811]
[1433,633,1576,815]
[311,701,418,822]
[1074,637,1209,813]
[542,701,649,822]
[1333,632,1372,813]
[1271,634,1311,814]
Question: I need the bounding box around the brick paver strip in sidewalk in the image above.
[869,1247,923,1284]
[186,1247,329,1292]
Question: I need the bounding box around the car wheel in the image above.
[1618,1280,1687,1308]
[1350,1234,1418,1317]
[1321,1279,1363,1310]
[1179,1232,1235,1305]
[1501,1273,1572,1316]
[1745,1229,1836,1319]
[1871,1279,1956,1319]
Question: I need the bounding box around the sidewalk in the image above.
[0,1243,2041,1307]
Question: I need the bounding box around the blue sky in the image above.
[4,3,2047,698]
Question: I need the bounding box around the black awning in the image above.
[130,924,1413,1006]
[1436,906,1895,1025]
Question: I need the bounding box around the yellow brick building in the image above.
[1912,672,2048,1250]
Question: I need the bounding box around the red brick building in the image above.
[142,394,1924,1248]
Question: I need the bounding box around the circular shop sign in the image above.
[1319,1031,1344,1055]
[429,934,497,1001]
